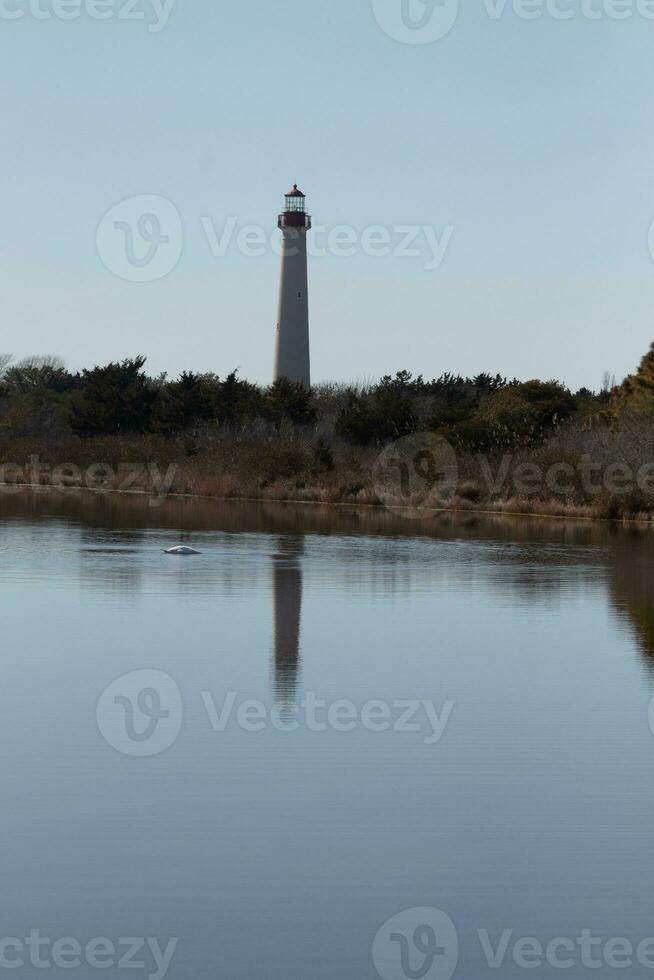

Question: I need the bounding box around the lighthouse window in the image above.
[286,196,305,213]
[298,291,302,299]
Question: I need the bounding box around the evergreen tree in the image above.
[70,356,156,436]
[609,342,654,423]
[154,372,214,431]
[265,378,316,427]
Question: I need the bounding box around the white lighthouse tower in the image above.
[274,184,311,389]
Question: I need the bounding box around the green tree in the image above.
[154,372,215,431]
[477,380,576,445]
[5,356,77,394]
[214,371,263,425]
[609,342,654,424]
[264,378,316,427]
[70,356,156,436]
[335,376,417,446]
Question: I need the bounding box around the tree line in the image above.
[0,352,624,449]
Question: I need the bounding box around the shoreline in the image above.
[3,480,654,529]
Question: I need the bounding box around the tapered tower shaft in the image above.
[274,184,311,388]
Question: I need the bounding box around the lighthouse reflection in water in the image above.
[2,497,654,979]
[271,537,303,706]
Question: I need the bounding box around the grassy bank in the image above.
[2,348,654,523]
[2,424,654,526]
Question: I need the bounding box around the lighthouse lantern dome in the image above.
[278,183,311,231]
[284,184,306,213]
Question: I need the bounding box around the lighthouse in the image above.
[274,184,311,389]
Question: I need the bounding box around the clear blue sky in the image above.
[0,0,653,390]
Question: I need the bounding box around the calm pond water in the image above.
[1,490,654,979]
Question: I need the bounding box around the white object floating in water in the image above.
[163,546,202,556]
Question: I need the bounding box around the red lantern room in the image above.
[278,184,312,231]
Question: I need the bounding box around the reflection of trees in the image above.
[271,537,304,706]
[608,534,654,670]
[8,487,654,674]
[77,526,147,599]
